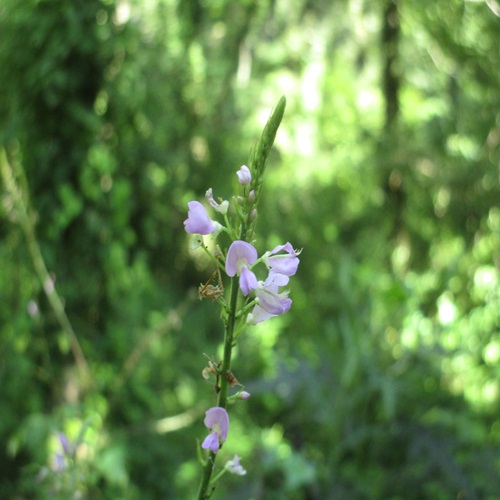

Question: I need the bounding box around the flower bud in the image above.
[236,165,252,185]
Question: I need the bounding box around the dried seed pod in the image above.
[226,370,241,387]
[202,355,223,393]
[198,270,224,301]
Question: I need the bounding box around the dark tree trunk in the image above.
[382,0,401,128]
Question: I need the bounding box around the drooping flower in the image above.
[205,188,229,215]
[50,432,73,473]
[184,201,222,235]
[263,242,300,276]
[201,407,229,454]
[225,241,258,295]
[58,433,72,456]
[236,165,251,185]
[225,454,247,476]
[248,271,292,324]
[53,452,66,472]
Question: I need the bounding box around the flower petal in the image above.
[201,432,220,453]
[257,288,291,315]
[184,201,217,235]
[239,267,258,296]
[270,242,295,255]
[226,241,258,277]
[266,242,300,276]
[265,271,290,288]
[247,304,275,324]
[204,407,229,441]
[236,165,252,185]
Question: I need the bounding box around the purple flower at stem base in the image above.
[201,407,229,454]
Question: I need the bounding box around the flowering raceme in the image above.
[223,239,300,323]
[188,99,289,497]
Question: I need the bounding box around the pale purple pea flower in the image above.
[184,201,222,235]
[58,433,72,455]
[248,271,292,324]
[264,242,300,276]
[226,241,258,295]
[236,165,251,185]
[201,407,229,454]
[53,452,66,472]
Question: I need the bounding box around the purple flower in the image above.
[225,454,247,475]
[236,165,251,185]
[58,433,72,455]
[264,242,300,276]
[53,452,66,472]
[201,407,229,454]
[184,201,222,235]
[248,271,292,324]
[226,241,258,295]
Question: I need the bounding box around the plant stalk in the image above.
[195,96,286,499]
[196,275,239,499]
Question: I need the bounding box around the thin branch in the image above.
[1,146,92,386]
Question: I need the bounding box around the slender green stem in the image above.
[217,276,240,408]
[200,244,226,272]
[0,147,92,386]
[196,275,240,499]
[196,449,216,500]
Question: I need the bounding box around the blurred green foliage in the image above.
[1,0,499,498]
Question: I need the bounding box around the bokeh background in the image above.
[1,0,499,498]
